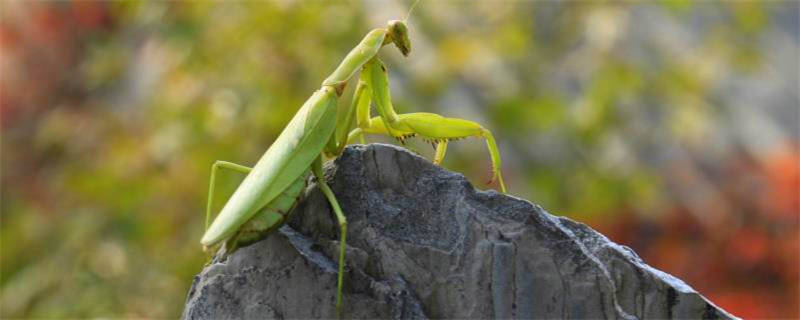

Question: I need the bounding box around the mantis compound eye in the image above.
[387,20,411,56]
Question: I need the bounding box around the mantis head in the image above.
[386,20,411,57]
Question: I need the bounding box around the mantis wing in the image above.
[201,87,338,247]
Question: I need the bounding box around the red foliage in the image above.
[0,1,112,128]
[591,145,800,319]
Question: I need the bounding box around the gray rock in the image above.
[182,143,736,319]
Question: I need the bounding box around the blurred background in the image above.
[1,1,797,318]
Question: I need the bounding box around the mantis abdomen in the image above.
[223,170,312,252]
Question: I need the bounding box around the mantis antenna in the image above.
[403,0,421,23]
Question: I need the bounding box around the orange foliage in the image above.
[592,145,799,319]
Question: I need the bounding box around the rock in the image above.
[182,143,736,319]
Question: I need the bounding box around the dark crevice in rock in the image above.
[667,287,678,318]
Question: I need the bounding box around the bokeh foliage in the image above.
[1,1,797,318]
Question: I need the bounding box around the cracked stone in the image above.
[182,143,736,319]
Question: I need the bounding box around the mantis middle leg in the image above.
[312,156,348,318]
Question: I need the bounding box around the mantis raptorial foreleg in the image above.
[311,156,347,318]
[205,161,253,231]
[324,79,369,157]
[346,58,507,192]
[350,113,506,191]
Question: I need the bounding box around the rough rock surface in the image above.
[183,143,736,319]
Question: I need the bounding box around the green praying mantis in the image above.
[201,17,506,318]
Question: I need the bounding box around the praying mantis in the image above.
[201,17,506,318]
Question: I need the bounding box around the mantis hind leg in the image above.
[312,156,348,318]
[206,161,252,232]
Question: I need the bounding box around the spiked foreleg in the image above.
[403,113,505,192]
[359,58,406,139]
[325,80,370,157]
[354,113,506,192]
